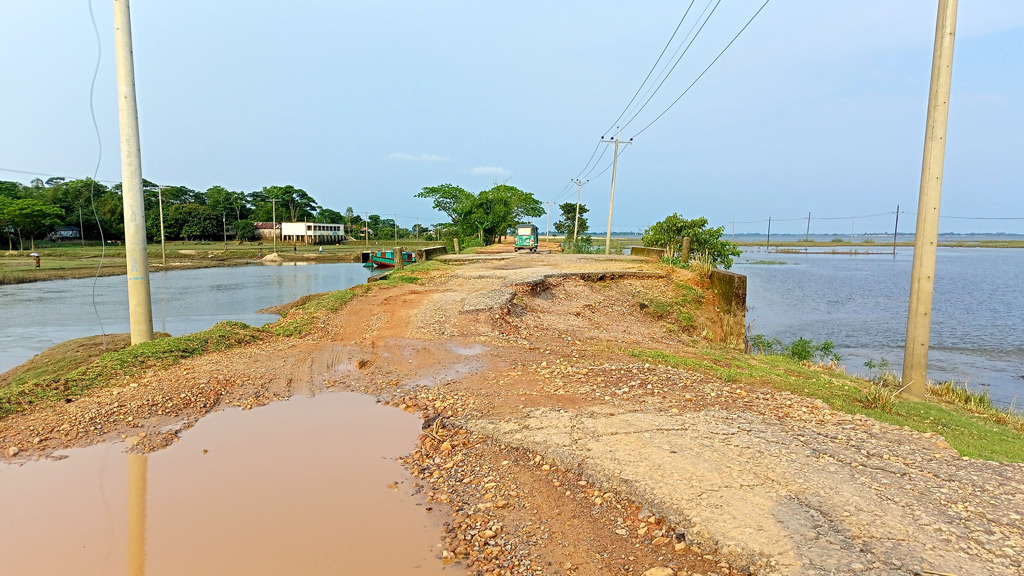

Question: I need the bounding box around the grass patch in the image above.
[629,347,1024,462]
[296,289,359,313]
[272,316,314,337]
[372,260,448,288]
[0,322,263,418]
[638,281,705,330]
[269,284,373,337]
[744,260,789,266]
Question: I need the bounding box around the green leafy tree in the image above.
[416,184,472,222]
[205,186,249,220]
[1,180,23,199]
[164,204,219,240]
[234,219,257,243]
[7,198,64,250]
[553,202,589,238]
[418,182,544,245]
[642,213,741,269]
[258,185,319,222]
[0,195,14,250]
[317,208,345,224]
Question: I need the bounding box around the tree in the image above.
[259,185,319,222]
[205,186,249,220]
[317,208,345,224]
[642,213,741,269]
[167,204,219,241]
[416,184,472,222]
[553,202,589,238]
[234,219,258,243]
[417,182,544,245]
[0,196,14,250]
[6,198,63,250]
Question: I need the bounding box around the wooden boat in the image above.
[363,249,416,268]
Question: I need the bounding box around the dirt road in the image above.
[2,253,1022,576]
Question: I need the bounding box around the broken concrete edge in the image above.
[367,271,391,283]
[708,269,747,351]
[628,247,668,261]
[415,245,449,262]
[457,412,762,574]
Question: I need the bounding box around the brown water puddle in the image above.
[0,392,452,576]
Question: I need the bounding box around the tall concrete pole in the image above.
[903,0,958,399]
[546,201,551,241]
[602,135,632,255]
[572,178,587,241]
[113,0,153,344]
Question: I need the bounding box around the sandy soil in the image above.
[2,252,1022,576]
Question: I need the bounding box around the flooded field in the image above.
[0,392,450,576]
[0,263,371,373]
[736,247,1024,407]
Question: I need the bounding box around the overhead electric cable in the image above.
[620,0,717,129]
[619,0,725,132]
[603,0,698,136]
[87,0,108,341]
[630,0,772,139]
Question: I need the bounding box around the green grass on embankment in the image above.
[0,322,264,418]
[630,347,1024,463]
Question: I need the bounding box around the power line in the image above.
[623,0,717,127]
[619,0,724,132]
[630,0,773,139]
[603,0,698,135]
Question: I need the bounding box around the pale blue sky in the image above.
[2,1,1022,234]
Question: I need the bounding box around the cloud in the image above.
[470,165,510,176]
[385,152,450,162]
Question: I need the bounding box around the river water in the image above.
[0,263,372,373]
[735,247,1024,408]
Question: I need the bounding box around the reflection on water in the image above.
[0,263,371,373]
[736,247,1024,407]
[0,393,450,575]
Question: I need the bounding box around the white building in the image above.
[280,222,346,244]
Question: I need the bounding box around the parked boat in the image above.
[363,249,417,268]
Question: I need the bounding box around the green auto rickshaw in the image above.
[514,224,538,252]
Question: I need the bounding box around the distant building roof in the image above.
[253,222,280,229]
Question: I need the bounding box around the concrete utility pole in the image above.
[602,133,632,255]
[113,0,153,345]
[572,178,587,241]
[903,0,959,399]
[892,205,901,258]
[805,212,812,241]
[545,201,553,241]
[270,198,280,254]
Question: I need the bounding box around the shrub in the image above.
[561,236,593,254]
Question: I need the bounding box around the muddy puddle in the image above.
[0,392,451,576]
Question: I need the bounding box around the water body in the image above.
[735,247,1024,407]
[0,392,450,575]
[0,263,372,373]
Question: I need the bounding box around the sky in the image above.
[2,1,1022,235]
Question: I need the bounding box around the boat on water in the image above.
[363,249,417,268]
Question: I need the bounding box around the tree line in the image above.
[0,177,424,250]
